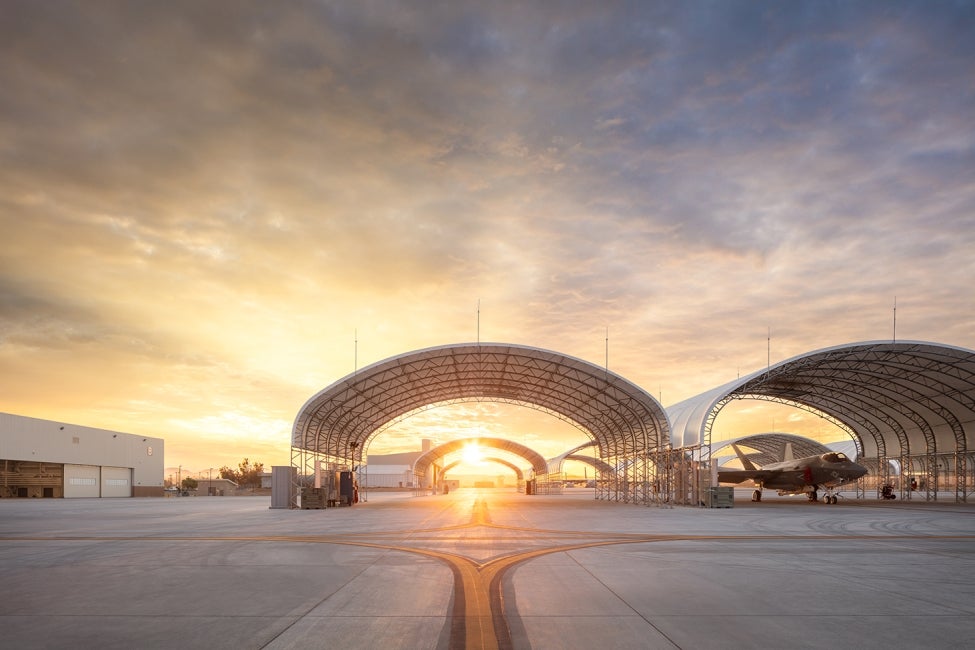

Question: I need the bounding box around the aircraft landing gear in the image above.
[820,487,839,504]
[751,489,762,502]
[810,487,841,503]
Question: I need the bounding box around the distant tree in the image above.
[218,458,265,488]
[181,477,198,490]
[237,458,265,488]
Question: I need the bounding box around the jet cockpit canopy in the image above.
[822,452,849,463]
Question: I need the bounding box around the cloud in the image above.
[1,1,973,465]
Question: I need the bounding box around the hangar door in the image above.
[102,466,132,497]
[64,464,100,498]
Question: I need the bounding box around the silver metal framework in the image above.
[705,433,833,467]
[291,343,670,507]
[441,457,527,493]
[289,339,975,508]
[412,436,547,491]
[668,341,975,502]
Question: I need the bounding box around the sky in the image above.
[2,1,973,478]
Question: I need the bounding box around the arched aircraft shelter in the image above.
[413,437,547,487]
[562,454,618,478]
[441,457,527,491]
[292,339,975,507]
[546,440,619,480]
[709,433,832,468]
[668,341,975,502]
[292,343,670,506]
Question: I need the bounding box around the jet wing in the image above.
[717,468,778,484]
[718,463,813,489]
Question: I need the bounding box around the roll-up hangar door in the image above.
[64,464,100,498]
[102,466,132,497]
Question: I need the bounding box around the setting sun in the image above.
[462,443,484,465]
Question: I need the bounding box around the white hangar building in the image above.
[0,412,165,498]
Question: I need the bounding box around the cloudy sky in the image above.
[2,1,973,475]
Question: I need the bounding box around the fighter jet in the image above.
[717,443,868,503]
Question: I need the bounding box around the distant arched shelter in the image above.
[413,437,547,482]
[545,440,617,478]
[441,457,527,491]
[708,433,833,468]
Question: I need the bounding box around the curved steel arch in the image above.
[367,397,597,447]
[442,457,526,482]
[707,433,833,466]
[667,341,975,501]
[669,341,975,453]
[546,440,597,472]
[412,437,548,478]
[293,343,670,462]
[562,454,618,477]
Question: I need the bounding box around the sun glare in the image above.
[462,443,483,465]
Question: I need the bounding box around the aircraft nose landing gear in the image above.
[809,487,839,504]
[819,487,839,504]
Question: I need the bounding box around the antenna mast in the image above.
[893,296,897,343]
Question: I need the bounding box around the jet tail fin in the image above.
[731,444,758,471]
[783,442,795,462]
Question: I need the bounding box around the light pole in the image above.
[177,465,182,494]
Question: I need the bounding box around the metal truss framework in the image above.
[706,433,834,467]
[412,436,546,493]
[289,340,975,508]
[413,436,548,478]
[593,448,704,507]
[288,448,368,509]
[546,441,626,492]
[669,341,975,503]
[291,343,670,507]
[442,457,527,493]
[562,454,618,477]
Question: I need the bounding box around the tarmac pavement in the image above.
[2,488,974,649]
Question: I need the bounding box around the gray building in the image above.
[0,412,165,498]
[364,449,424,488]
[193,478,238,496]
[364,440,433,488]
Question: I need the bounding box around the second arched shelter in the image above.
[667,340,975,502]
